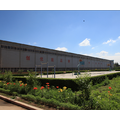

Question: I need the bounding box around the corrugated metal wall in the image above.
[0,40,114,71]
[1,49,19,68]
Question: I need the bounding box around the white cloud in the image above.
[96,51,108,56]
[28,42,37,45]
[80,53,93,57]
[55,47,68,51]
[92,47,95,49]
[118,36,120,39]
[115,52,120,56]
[33,42,36,45]
[79,52,120,64]
[103,39,116,45]
[79,38,91,46]
[101,55,120,64]
[94,51,120,64]
[103,36,120,46]
[81,53,88,56]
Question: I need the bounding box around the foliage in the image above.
[114,62,119,67]
[18,69,24,74]
[26,70,41,92]
[90,72,120,85]
[12,73,29,76]
[30,69,33,72]
[0,88,11,94]
[2,70,13,82]
[90,76,120,110]
[0,80,4,88]
[75,72,92,100]
[91,76,110,89]
[21,94,82,110]
[1,71,120,110]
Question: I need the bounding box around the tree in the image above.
[114,62,119,67]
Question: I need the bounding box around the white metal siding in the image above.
[1,49,19,68]
[48,54,57,67]
[21,51,35,68]
[57,56,65,68]
[66,56,72,68]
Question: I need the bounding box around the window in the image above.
[35,50,39,53]
[41,51,44,53]
[8,46,11,49]
[13,47,16,50]
[11,46,14,49]
[25,48,27,51]
[16,48,20,50]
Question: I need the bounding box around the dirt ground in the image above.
[0,98,27,110]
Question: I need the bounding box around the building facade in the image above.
[0,40,114,72]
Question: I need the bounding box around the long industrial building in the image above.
[0,40,114,72]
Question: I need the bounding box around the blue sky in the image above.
[0,10,120,64]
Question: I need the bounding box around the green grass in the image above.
[90,76,120,109]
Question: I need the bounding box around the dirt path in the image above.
[0,99,27,110]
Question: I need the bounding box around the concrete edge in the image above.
[0,95,43,110]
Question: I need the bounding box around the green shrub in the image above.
[90,72,120,85]
[75,73,92,100]
[26,70,40,91]
[12,92,18,96]
[9,82,19,93]
[0,81,4,88]
[21,94,36,102]
[0,88,11,95]
[18,69,24,74]
[13,74,29,76]
[3,70,13,82]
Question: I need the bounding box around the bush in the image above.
[13,74,29,76]
[0,81,4,88]
[3,70,13,82]
[75,73,92,100]
[90,72,120,85]
[18,69,24,74]
[26,70,39,89]
[12,92,18,96]
[0,88,11,94]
